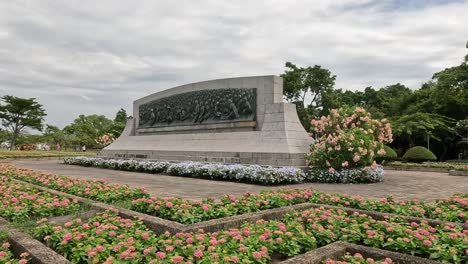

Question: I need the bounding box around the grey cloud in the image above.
[0,0,467,128]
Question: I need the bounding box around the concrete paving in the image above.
[6,159,468,201]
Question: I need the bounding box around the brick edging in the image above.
[0,217,71,264]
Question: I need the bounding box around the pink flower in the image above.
[341,161,349,167]
[253,252,262,259]
[165,202,173,208]
[95,245,105,252]
[156,252,166,259]
[328,167,335,173]
[353,155,360,162]
[141,232,149,240]
[143,247,152,255]
[2,242,10,248]
[194,249,203,258]
[0,251,7,258]
[423,240,432,246]
[172,256,183,263]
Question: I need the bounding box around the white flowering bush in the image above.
[306,106,392,183]
[64,157,306,185]
[307,165,385,183]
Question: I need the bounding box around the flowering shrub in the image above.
[324,253,393,264]
[0,165,148,203]
[307,165,385,183]
[0,233,30,264]
[0,176,81,222]
[95,134,115,147]
[64,157,306,184]
[33,207,467,263]
[307,107,392,173]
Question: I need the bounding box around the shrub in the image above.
[375,145,397,164]
[306,106,393,172]
[307,165,385,183]
[402,146,437,163]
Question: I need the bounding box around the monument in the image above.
[100,75,314,166]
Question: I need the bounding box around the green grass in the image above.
[0,150,96,159]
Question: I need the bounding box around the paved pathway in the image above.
[6,159,468,201]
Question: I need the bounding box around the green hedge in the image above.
[402,146,437,163]
[375,145,398,164]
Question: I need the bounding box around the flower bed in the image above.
[64,156,307,184]
[306,166,385,183]
[387,162,468,171]
[131,188,468,224]
[324,253,393,264]
[0,165,148,203]
[0,233,30,264]
[0,150,95,159]
[0,176,81,222]
[33,206,467,263]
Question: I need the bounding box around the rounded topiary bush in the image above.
[375,145,398,164]
[402,146,437,163]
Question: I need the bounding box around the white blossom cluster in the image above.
[64,157,306,184]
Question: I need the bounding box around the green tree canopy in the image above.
[0,95,46,148]
[63,114,113,148]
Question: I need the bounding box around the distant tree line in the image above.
[0,96,128,150]
[281,42,468,160]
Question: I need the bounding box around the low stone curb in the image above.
[449,170,468,176]
[0,217,71,264]
[11,179,467,236]
[280,241,442,264]
[384,166,450,173]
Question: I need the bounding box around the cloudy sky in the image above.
[0,0,467,128]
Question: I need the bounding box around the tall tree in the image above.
[110,108,128,138]
[281,62,336,129]
[0,95,46,148]
[281,62,336,110]
[63,114,113,148]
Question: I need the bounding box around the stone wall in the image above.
[101,75,313,166]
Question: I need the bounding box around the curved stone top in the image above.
[134,75,281,105]
[132,75,283,134]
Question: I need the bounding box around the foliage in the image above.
[0,165,148,203]
[402,146,437,163]
[392,112,455,147]
[375,145,398,164]
[306,107,392,172]
[0,95,46,148]
[281,62,336,128]
[33,205,468,263]
[63,114,114,148]
[63,157,306,185]
[42,124,66,146]
[110,108,128,138]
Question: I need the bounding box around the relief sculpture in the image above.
[138,88,256,128]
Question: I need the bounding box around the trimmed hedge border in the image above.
[11,179,467,236]
[0,217,71,264]
[280,241,442,264]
